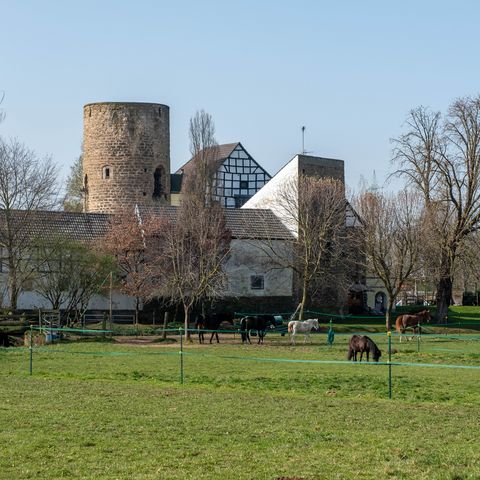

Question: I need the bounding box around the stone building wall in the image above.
[83,102,170,214]
[297,154,345,184]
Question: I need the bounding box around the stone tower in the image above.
[83,102,170,214]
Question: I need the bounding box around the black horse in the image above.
[195,312,234,344]
[0,331,10,348]
[240,315,276,344]
[347,335,381,362]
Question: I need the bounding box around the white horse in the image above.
[288,319,319,345]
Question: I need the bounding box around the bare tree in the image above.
[354,189,422,330]
[153,203,231,339]
[151,110,230,338]
[392,97,480,320]
[0,137,59,310]
[186,110,219,203]
[101,212,160,327]
[257,175,351,319]
[63,154,84,212]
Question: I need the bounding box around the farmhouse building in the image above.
[0,207,294,313]
[174,142,272,208]
[0,100,388,315]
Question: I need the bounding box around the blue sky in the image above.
[1,0,479,190]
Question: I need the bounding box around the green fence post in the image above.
[417,323,421,353]
[179,327,184,385]
[29,326,33,376]
[387,330,392,399]
[327,319,334,347]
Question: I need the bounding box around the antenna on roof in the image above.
[301,126,312,155]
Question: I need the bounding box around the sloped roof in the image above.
[0,206,293,242]
[0,209,110,242]
[136,205,293,240]
[174,142,240,175]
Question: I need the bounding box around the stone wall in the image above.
[83,102,170,213]
[297,154,345,184]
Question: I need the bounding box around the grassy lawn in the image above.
[1,332,479,479]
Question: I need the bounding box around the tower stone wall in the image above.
[83,102,170,214]
[297,155,345,184]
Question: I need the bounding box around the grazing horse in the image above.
[195,312,234,344]
[395,309,431,342]
[288,319,319,345]
[240,315,275,344]
[347,335,381,362]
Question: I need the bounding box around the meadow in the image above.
[1,328,479,480]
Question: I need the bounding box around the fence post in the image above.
[387,330,392,399]
[179,327,184,385]
[102,312,107,339]
[417,323,421,352]
[327,319,334,347]
[29,326,33,376]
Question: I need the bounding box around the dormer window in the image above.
[102,166,111,180]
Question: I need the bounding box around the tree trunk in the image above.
[386,296,395,331]
[299,276,308,320]
[135,297,140,336]
[183,303,191,341]
[8,269,18,312]
[435,275,453,323]
[162,311,169,340]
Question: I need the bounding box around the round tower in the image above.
[83,102,170,214]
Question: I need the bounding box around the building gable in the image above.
[214,143,271,208]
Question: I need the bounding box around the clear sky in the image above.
[1,0,479,191]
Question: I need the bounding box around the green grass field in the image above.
[1,330,480,479]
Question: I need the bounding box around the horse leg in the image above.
[366,351,369,362]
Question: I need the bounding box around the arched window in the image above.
[153,166,164,197]
[102,166,111,180]
[84,174,88,190]
[375,292,386,313]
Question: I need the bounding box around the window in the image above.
[153,166,164,198]
[240,180,248,189]
[102,166,111,180]
[250,275,264,290]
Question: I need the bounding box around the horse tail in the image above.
[287,321,294,334]
[395,316,403,333]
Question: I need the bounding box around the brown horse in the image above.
[395,309,430,342]
[347,335,381,362]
